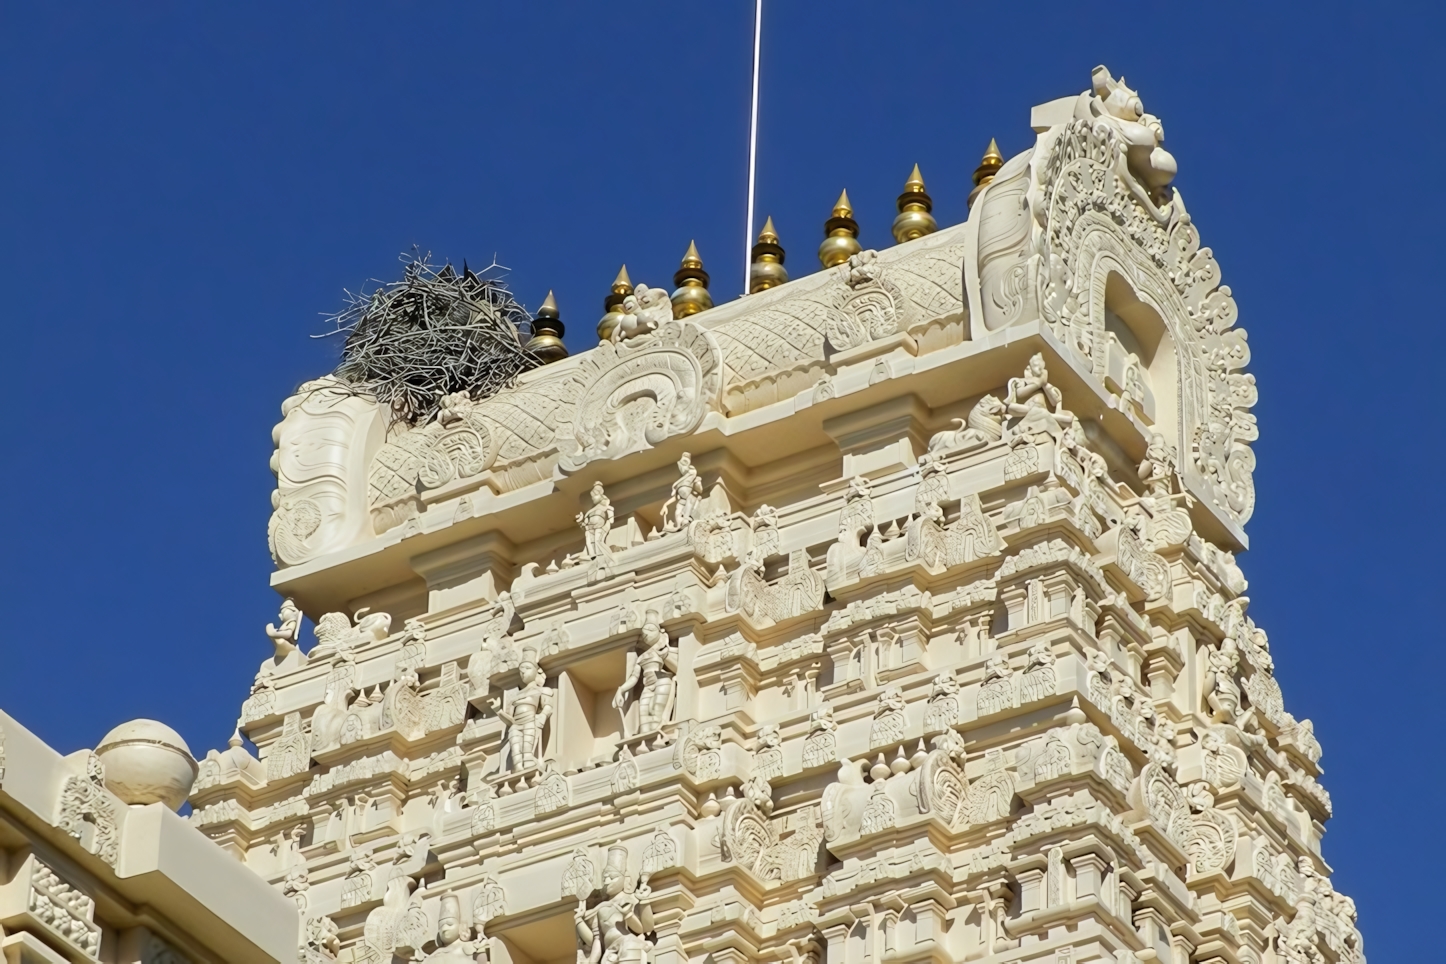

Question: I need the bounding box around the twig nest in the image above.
[96,719,198,810]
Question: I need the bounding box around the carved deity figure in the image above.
[266,598,302,661]
[1005,354,1071,444]
[576,845,655,964]
[487,649,553,773]
[610,284,674,343]
[613,611,678,737]
[1136,432,1193,548]
[577,482,615,560]
[1204,639,1242,722]
[423,894,482,964]
[661,452,703,533]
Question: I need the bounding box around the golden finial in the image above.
[968,139,1004,207]
[526,290,568,363]
[749,217,788,293]
[597,265,633,342]
[891,163,937,243]
[819,189,862,268]
[671,240,713,318]
[611,264,632,295]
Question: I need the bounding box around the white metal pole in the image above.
[744,0,763,295]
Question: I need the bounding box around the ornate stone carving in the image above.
[25,857,101,958]
[486,647,553,774]
[977,68,1256,524]
[311,609,392,661]
[1113,508,1171,601]
[471,876,506,936]
[968,748,1015,823]
[56,754,118,866]
[270,379,382,566]
[1019,640,1057,704]
[573,844,656,964]
[609,284,675,343]
[562,848,596,902]
[923,670,961,732]
[554,318,722,473]
[753,724,784,781]
[661,452,703,533]
[825,251,911,351]
[977,653,1016,718]
[802,703,838,769]
[640,828,677,875]
[575,482,614,563]
[869,687,907,746]
[1183,783,1238,877]
[726,548,824,624]
[360,875,428,964]
[535,762,569,815]
[927,396,1005,454]
[613,612,677,739]
[678,725,722,781]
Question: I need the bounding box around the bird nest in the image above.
[318,251,539,425]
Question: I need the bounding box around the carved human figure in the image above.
[423,894,481,964]
[662,453,703,532]
[1134,432,1193,548]
[577,482,615,560]
[611,284,674,343]
[613,611,678,737]
[266,598,302,661]
[1204,639,1242,722]
[1005,353,1070,443]
[487,649,553,773]
[577,845,654,964]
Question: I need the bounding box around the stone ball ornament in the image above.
[95,719,199,810]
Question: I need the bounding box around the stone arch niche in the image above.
[968,87,1257,531]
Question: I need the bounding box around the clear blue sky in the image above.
[2,3,1439,956]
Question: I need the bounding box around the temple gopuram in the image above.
[0,67,1363,964]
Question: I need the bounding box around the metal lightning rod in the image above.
[743,0,763,295]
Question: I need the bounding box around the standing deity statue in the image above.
[613,611,678,737]
[422,894,483,964]
[577,482,615,560]
[1136,432,1193,548]
[576,845,655,964]
[266,597,302,661]
[661,452,703,533]
[487,648,553,773]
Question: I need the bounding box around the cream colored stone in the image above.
[95,718,198,810]
[14,63,1347,964]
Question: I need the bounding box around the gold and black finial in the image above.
[749,216,788,293]
[818,190,862,268]
[597,265,632,342]
[968,139,1004,207]
[526,290,567,363]
[670,241,713,318]
[891,164,937,243]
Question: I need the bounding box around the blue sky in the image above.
[2,3,1440,956]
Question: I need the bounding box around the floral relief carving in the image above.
[56,754,118,866]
